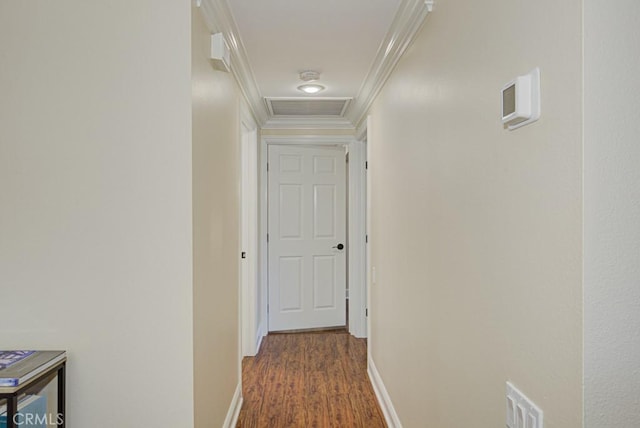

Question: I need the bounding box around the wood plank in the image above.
[237,329,386,427]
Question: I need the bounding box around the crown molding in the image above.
[262,135,356,145]
[261,117,355,130]
[199,0,268,125]
[198,0,434,130]
[347,0,434,129]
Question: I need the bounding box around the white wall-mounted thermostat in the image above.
[501,67,540,130]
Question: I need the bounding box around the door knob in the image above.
[332,243,345,250]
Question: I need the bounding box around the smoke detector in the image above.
[299,70,320,82]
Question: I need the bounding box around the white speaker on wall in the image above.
[210,33,230,72]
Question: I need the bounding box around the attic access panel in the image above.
[266,98,352,117]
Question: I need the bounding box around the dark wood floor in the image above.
[237,329,387,427]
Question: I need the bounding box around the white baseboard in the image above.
[222,383,243,428]
[368,356,403,428]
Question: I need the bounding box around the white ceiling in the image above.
[227,0,403,99]
[200,0,434,127]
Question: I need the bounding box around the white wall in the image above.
[192,5,243,427]
[584,1,640,426]
[0,1,194,427]
[367,0,583,426]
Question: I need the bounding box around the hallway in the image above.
[237,330,386,427]
[2,1,639,426]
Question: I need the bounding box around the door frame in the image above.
[259,135,368,338]
[240,104,260,357]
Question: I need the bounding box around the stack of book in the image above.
[0,351,66,388]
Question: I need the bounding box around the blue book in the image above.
[0,351,66,387]
[0,395,47,428]
[0,352,35,370]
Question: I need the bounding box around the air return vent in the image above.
[266,98,352,117]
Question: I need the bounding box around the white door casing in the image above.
[268,145,347,331]
[240,118,259,356]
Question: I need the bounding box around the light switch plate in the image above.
[506,382,543,428]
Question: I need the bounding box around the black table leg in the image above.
[7,395,17,428]
[57,363,66,427]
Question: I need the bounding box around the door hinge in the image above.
[366,234,368,243]
[267,233,269,243]
[241,251,246,259]
[346,153,349,163]
[366,308,368,317]
[266,162,269,172]
[365,161,368,170]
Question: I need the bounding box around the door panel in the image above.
[313,255,336,309]
[279,185,303,239]
[314,185,336,238]
[268,145,346,331]
[279,256,303,311]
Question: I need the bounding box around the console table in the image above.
[0,356,66,428]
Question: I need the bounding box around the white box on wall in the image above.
[210,32,230,72]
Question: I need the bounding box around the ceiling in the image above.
[198,0,435,128]
[227,0,402,99]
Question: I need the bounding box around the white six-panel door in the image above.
[268,145,346,331]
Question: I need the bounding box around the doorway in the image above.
[258,135,367,339]
[267,144,347,331]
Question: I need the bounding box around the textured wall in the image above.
[192,5,242,426]
[368,0,583,426]
[0,1,194,426]
[584,0,640,426]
